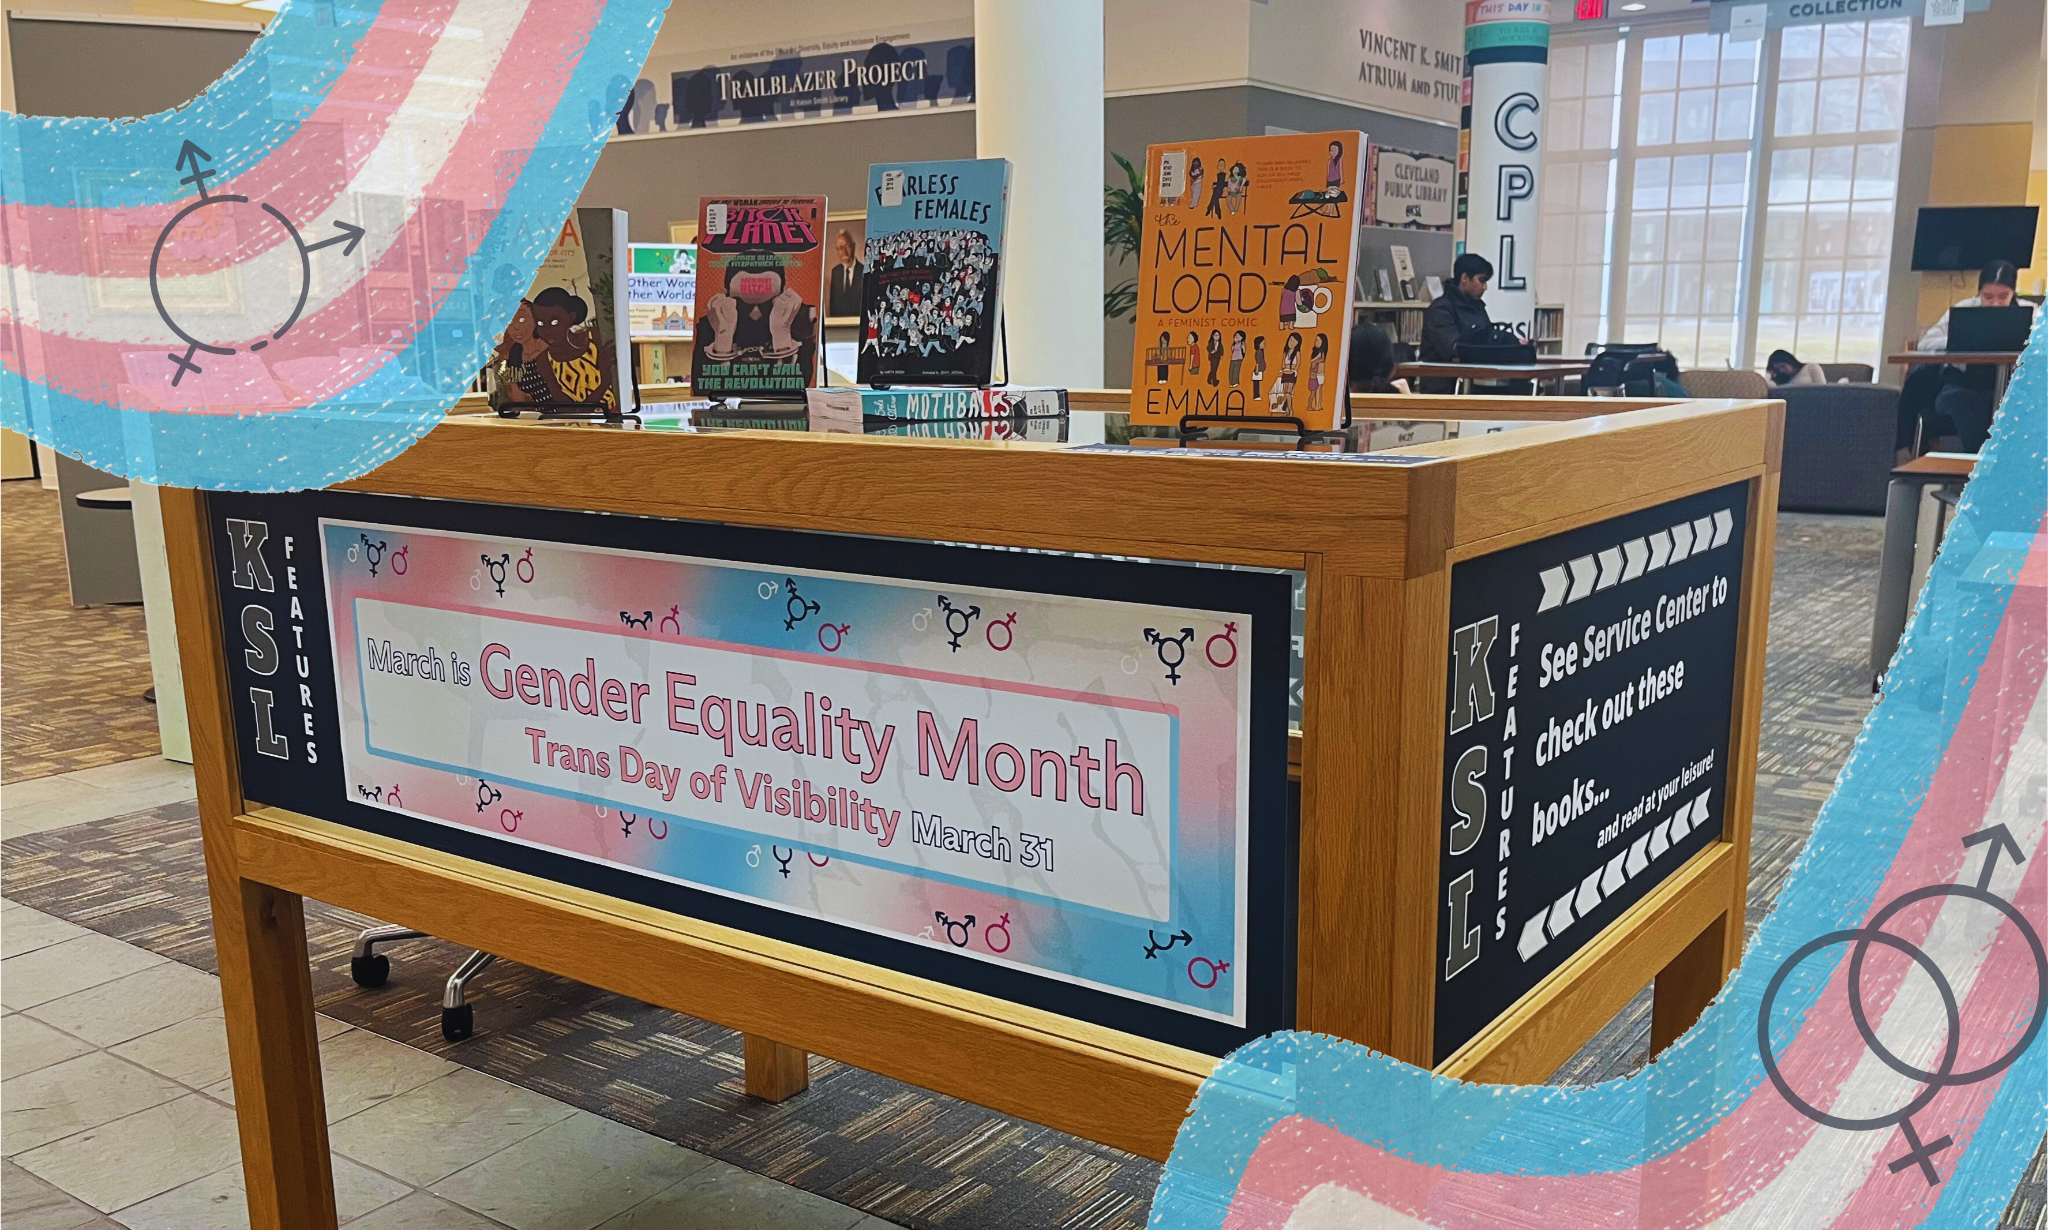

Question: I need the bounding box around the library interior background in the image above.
[1,1,2045,1228]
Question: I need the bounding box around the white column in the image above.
[974,0,1104,391]
[1459,0,1551,342]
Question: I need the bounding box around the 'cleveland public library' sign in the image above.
[615,22,974,137]
[210,489,1294,1057]
[1434,485,1748,1063]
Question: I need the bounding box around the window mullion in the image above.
[1734,33,1780,369]
[1609,33,1647,335]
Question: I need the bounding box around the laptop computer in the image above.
[1946,304,2034,353]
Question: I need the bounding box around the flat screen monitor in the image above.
[1910,206,2039,271]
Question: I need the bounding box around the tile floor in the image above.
[2,759,888,1230]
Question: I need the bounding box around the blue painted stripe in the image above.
[1,0,385,209]
[1150,323,2045,1225]
[2,0,667,492]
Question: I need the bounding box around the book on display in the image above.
[626,244,696,337]
[1128,130,1367,431]
[812,416,1069,443]
[805,385,1066,424]
[486,208,630,415]
[856,158,1012,387]
[689,195,827,400]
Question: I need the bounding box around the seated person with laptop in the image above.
[1419,253,1495,394]
[1910,259,2031,453]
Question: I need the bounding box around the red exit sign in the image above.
[1576,0,1606,16]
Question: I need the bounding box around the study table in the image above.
[164,392,1780,1229]
[1886,350,2023,408]
[1870,452,1976,692]
[1393,359,1592,395]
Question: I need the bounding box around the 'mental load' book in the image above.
[690,195,827,400]
[856,158,1011,387]
[1128,131,1365,432]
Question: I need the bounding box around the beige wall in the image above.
[639,0,969,62]
[1105,0,1253,94]
[1892,0,2046,341]
[1247,0,1464,126]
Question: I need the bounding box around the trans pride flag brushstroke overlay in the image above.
[1150,322,2046,1229]
[0,0,666,491]
[321,520,1256,1021]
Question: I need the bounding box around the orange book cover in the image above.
[1128,131,1365,431]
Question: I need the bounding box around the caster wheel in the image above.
[350,954,390,988]
[441,1003,474,1042]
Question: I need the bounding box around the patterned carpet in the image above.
[5,503,2042,1227]
[0,480,161,784]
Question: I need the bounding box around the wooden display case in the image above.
[165,392,1780,1229]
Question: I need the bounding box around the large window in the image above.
[1621,32,1759,368]
[1537,40,1622,356]
[1537,18,1908,370]
[1753,20,1908,366]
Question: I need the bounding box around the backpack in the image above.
[1457,322,1538,366]
[1584,343,1685,397]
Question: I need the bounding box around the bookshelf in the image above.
[1533,304,1565,357]
[1354,300,1428,348]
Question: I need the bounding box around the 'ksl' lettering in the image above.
[1448,745,1487,856]
[241,606,278,675]
[1448,615,1499,734]
[225,519,273,592]
[1444,870,1481,979]
[249,687,288,760]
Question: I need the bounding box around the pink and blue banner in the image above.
[318,517,1266,1026]
[1,0,668,490]
[1147,323,2046,1228]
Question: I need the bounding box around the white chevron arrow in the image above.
[1547,891,1577,939]
[1711,508,1733,548]
[1646,530,1672,570]
[1517,912,1550,960]
[1538,565,1569,612]
[1692,515,1716,552]
[1622,537,1649,581]
[1649,816,1674,859]
[1567,554,1598,602]
[1625,833,1651,877]
[1669,521,1695,562]
[1600,850,1628,895]
[1575,869,1604,918]
[1596,546,1624,590]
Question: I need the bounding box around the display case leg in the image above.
[742,1034,811,1102]
[216,879,338,1230]
[1650,911,1729,1055]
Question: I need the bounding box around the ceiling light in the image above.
[1621,4,1648,10]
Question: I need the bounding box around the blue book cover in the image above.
[856,157,1011,387]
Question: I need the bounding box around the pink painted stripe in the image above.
[1214,518,2048,1228]
[2,0,462,279]
[1827,854,2046,1228]
[372,595,1187,718]
[4,0,609,412]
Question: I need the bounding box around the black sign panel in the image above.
[1433,483,1748,1063]
[207,489,1293,1058]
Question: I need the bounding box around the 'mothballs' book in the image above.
[856,159,1011,387]
[691,195,826,400]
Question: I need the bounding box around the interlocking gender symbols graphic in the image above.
[151,141,365,386]
[1757,824,2043,1185]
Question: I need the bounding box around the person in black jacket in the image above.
[1419,252,1494,393]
